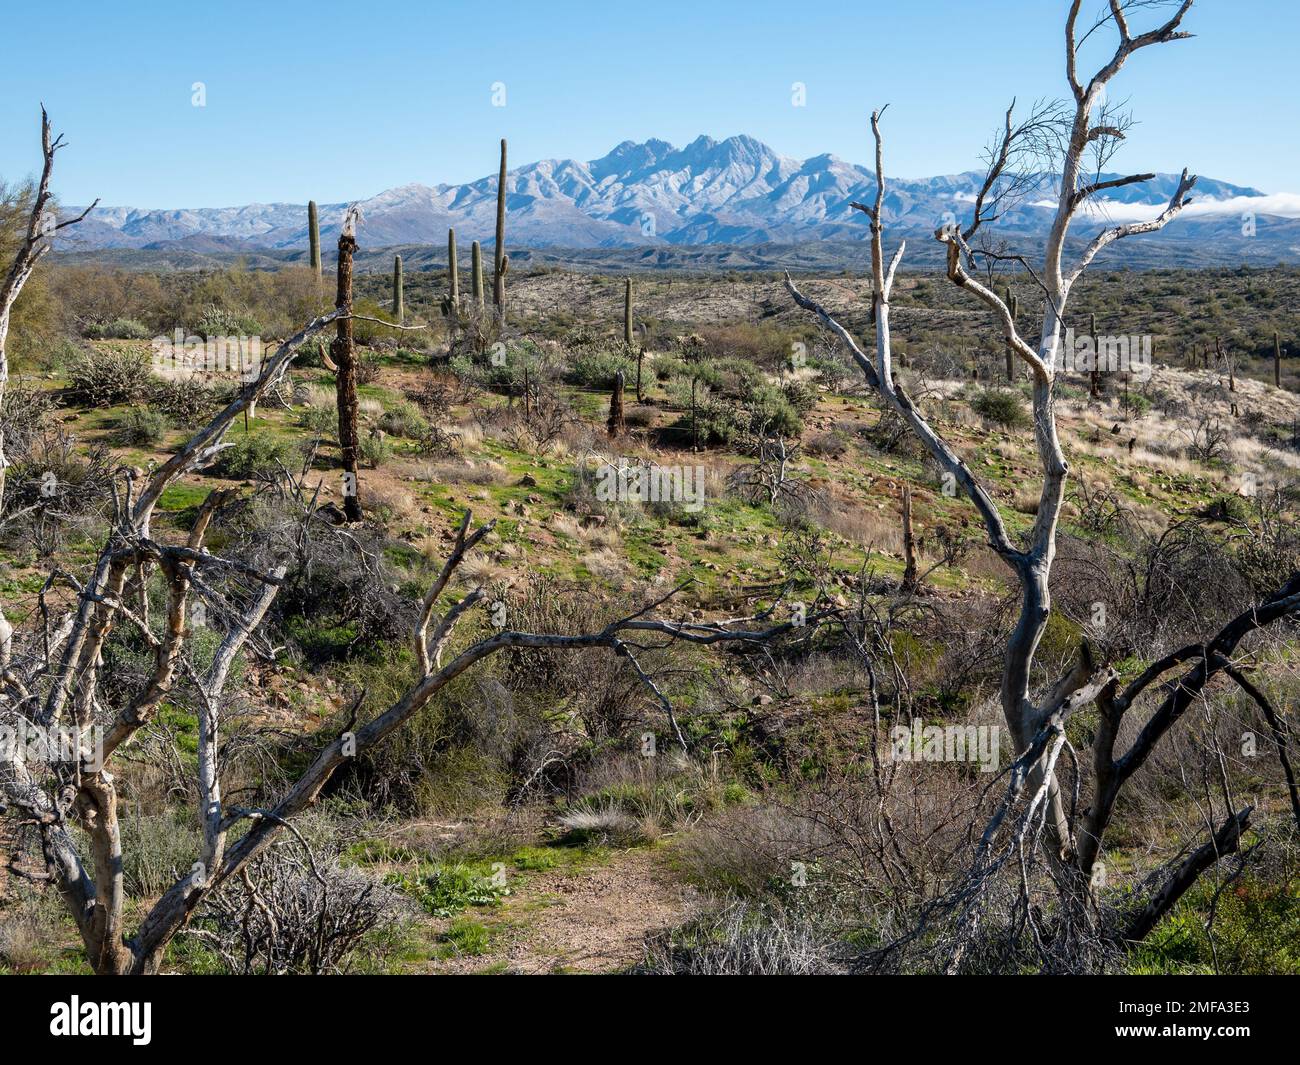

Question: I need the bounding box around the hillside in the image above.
[3,257,1299,976]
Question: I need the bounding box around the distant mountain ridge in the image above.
[58,135,1300,266]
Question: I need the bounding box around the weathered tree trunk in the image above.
[901,484,918,591]
[608,369,625,438]
[333,221,363,522]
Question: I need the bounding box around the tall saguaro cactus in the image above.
[494,138,507,320]
[308,200,321,277]
[333,209,363,523]
[392,254,404,323]
[1276,331,1283,388]
[448,228,460,316]
[471,240,484,309]
[624,277,634,346]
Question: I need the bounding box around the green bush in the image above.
[361,433,393,468]
[67,345,155,406]
[379,400,429,439]
[388,862,510,918]
[84,317,152,341]
[196,303,262,339]
[151,376,218,426]
[298,401,336,436]
[970,388,1029,428]
[213,432,296,479]
[564,349,633,390]
[116,406,169,446]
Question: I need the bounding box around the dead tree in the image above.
[900,484,918,592]
[331,207,363,522]
[0,109,96,518]
[786,1,1277,948]
[0,110,96,687]
[607,369,625,438]
[0,315,821,972]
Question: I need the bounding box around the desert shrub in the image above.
[640,901,842,974]
[355,348,383,386]
[378,399,428,439]
[623,404,659,429]
[83,317,152,341]
[742,380,807,437]
[1131,866,1300,975]
[150,375,219,425]
[654,354,686,381]
[2,428,114,554]
[806,430,849,458]
[360,432,392,468]
[556,801,643,845]
[0,897,59,973]
[565,349,632,390]
[120,809,200,897]
[298,401,337,436]
[0,378,57,459]
[389,862,512,919]
[67,345,155,405]
[696,322,798,371]
[348,299,402,346]
[212,432,296,479]
[192,841,408,974]
[294,335,331,369]
[115,406,169,446]
[196,302,261,339]
[970,388,1029,428]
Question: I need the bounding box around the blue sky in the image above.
[1,1,1295,208]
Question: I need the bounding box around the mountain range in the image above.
[57,135,1300,268]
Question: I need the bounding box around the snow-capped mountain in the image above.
[61,135,1292,260]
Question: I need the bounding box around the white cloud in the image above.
[1074,192,1300,224]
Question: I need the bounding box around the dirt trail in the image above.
[429,847,696,974]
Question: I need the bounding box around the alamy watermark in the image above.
[594,457,707,512]
[0,721,104,773]
[888,717,1001,773]
[1060,327,1152,381]
[151,328,264,382]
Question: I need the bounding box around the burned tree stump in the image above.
[608,369,626,438]
[332,210,363,522]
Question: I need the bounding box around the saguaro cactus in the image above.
[448,228,460,316]
[494,138,507,320]
[471,241,484,308]
[624,277,634,346]
[308,200,321,277]
[1275,331,1283,388]
[392,254,404,323]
